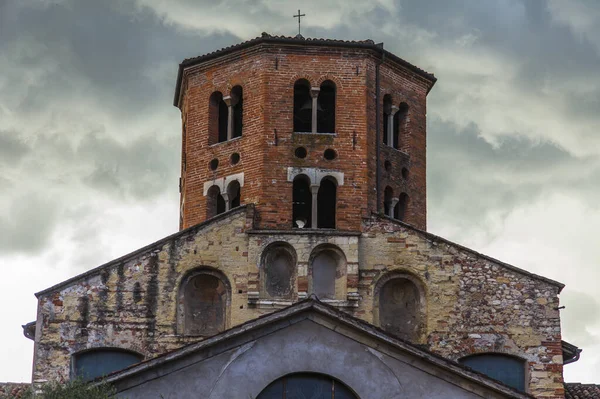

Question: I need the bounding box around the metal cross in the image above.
[293,9,306,36]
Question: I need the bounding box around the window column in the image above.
[222,95,238,141]
[221,192,231,211]
[310,87,320,134]
[387,105,399,148]
[389,197,399,218]
[310,184,319,228]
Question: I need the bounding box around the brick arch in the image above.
[316,74,344,90]
[70,343,146,360]
[176,266,232,336]
[288,74,317,87]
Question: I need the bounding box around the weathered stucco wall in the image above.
[32,207,564,398]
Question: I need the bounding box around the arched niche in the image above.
[206,185,226,219]
[395,192,409,221]
[257,373,358,399]
[293,79,312,133]
[382,94,392,146]
[459,353,527,392]
[209,91,228,144]
[317,80,336,133]
[309,244,346,300]
[317,176,337,229]
[393,102,409,150]
[71,347,143,382]
[261,242,297,299]
[178,268,231,336]
[231,85,243,139]
[227,180,241,209]
[383,186,393,216]
[374,272,425,342]
[292,174,312,228]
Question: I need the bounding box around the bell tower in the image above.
[174,33,436,232]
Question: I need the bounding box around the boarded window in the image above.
[231,85,243,139]
[379,278,421,341]
[206,185,226,218]
[312,251,337,299]
[393,102,408,150]
[460,354,526,392]
[292,175,312,228]
[317,177,336,228]
[293,79,312,132]
[258,373,358,399]
[263,244,295,298]
[317,80,336,133]
[183,274,227,336]
[72,349,143,382]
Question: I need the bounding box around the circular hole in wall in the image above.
[384,160,392,172]
[402,167,409,179]
[295,147,307,159]
[323,149,337,161]
[230,153,240,165]
[209,158,219,171]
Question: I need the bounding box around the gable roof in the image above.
[102,298,534,398]
[173,32,437,107]
[565,383,600,399]
[370,213,565,291]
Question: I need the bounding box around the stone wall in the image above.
[31,207,564,398]
[0,383,30,398]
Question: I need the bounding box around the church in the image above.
[14,32,595,398]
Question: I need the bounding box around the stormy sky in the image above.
[1,0,599,383]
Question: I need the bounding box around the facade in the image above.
[8,33,590,398]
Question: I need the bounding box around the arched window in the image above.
[317,177,336,229]
[258,373,358,399]
[209,91,228,144]
[379,277,422,341]
[180,271,229,336]
[292,175,312,228]
[459,354,526,392]
[383,94,392,146]
[384,186,393,217]
[71,348,143,382]
[293,79,312,133]
[206,185,226,218]
[262,242,296,299]
[227,180,241,209]
[393,102,409,150]
[317,80,336,133]
[231,85,243,139]
[395,192,408,221]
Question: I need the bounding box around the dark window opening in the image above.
[230,152,240,165]
[294,146,307,159]
[379,278,421,341]
[183,274,227,336]
[311,251,337,299]
[395,192,408,221]
[460,354,526,392]
[227,180,241,209]
[401,167,409,179]
[317,178,336,228]
[258,373,358,399]
[384,160,392,172]
[231,85,243,139]
[292,176,311,228]
[209,92,228,144]
[317,80,336,133]
[383,94,392,145]
[323,148,337,160]
[384,186,393,216]
[209,158,219,171]
[72,349,143,382]
[393,102,409,150]
[207,186,226,218]
[294,79,312,132]
[263,243,296,299]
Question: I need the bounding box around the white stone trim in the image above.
[286,167,344,186]
[203,172,245,196]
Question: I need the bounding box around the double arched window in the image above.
[292,174,337,229]
[206,180,242,219]
[258,373,358,399]
[178,269,230,336]
[293,79,336,133]
[382,186,409,221]
[209,86,243,144]
[383,96,409,151]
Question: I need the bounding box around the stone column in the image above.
[310,184,320,228]
[222,95,236,141]
[221,193,231,211]
[389,198,399,218]
[310,87,320,134]
[388,105,399,148]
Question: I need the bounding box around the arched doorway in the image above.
[257,373,358,399]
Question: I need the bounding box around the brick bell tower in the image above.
[174,33,436,232]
